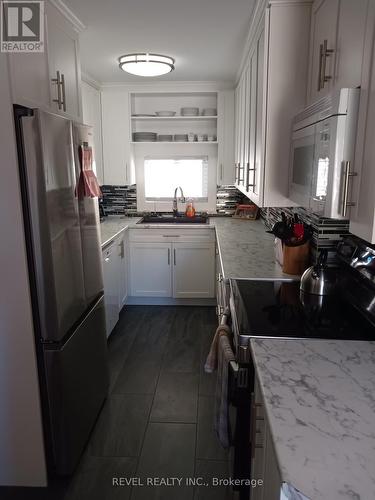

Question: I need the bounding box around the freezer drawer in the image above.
[44,295,109,475]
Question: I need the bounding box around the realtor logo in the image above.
[1,1,44,52]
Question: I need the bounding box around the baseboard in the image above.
[126,297,216,306]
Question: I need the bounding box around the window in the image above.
[144,156,208,201]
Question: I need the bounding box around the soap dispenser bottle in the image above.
[185,198,196,218]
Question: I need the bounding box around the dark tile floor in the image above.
[1,306,232,500]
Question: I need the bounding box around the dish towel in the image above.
[75,144,102,199]
[204,323,232,373]
[214,334,235,449]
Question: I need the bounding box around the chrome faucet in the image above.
[172,186,185,216]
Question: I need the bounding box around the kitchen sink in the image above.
[138,213,209,224]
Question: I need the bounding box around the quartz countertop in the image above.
[211,217,297,280]
[100,216,295,280]
[251,338,375,500]
[100,217,142,247]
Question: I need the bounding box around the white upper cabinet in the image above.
[81,81,104,184]
[8,0,83,121]
[101,89,134,186]
[235,0,311,207]
[307,0,368,103]
[217,90,235,185]
[7,7,51,110]
[348,1,375,243]
[46,2,82,120]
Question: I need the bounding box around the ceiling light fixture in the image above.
[118,53,175,77]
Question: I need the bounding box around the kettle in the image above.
[300,249,337,296]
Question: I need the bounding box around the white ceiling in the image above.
[64,0,255,84]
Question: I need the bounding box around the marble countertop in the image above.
[100,217,142,247]
[100,216,295,280]
[211,217,297,280]
[251,338,375,500]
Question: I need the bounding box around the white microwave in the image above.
[289,88,360,219]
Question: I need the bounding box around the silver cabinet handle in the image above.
[125,163,128,182]
[60,73,66,112]
[341,160,357,217]
[118,240,125,258]
[318,39,334,91]
[168,248,170,265]
[52,70,62,110]
[173,248,176,266]
[220,163,223,181]
[163,235,180,238]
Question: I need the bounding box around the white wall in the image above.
[0,55,47,487]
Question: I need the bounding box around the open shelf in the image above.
[131,115,217,121]
[131,141,218,145]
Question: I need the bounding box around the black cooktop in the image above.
[230,279,375,341]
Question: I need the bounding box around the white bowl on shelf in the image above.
[155,111,176,117]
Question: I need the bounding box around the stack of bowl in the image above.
[133,132,157,142]
[180,107,199,116]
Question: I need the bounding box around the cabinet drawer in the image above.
[128,228,215,243]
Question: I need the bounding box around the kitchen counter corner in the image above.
[250,338,375,500]
[211,217,298,280]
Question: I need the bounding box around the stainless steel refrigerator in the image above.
[14,105,109,476]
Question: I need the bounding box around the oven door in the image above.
[289,124,316,208]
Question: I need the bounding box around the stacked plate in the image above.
[174,134,188,142]
[181,107,199,116]
[202,108,217,116]
[133,132,157,142]
[158,134,173,142]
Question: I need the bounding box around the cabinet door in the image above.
[234,86,241,184]
[308,0,339,102]
[349,6,375,243]
[217,90,235,185]
[101,90,133,185]
[117,235,128,309]
[129,243,172,297]
[252,27,265,206]
[173,242,215,298]
[46,3,81,120]
[102,242,119,337]
[334,0,368,91]
[248,48,257,195]
[243,64,251,190]
[7,8,50,109]
[81,82,104,184]
[238,73,247,188]
[262,426,282,500]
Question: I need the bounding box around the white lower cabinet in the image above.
[102,232,129,338]
[173,242,215,298]
[128,229,215,300]
[102,241,120,337]
[129,243,172,297]
[117,235,128,307]
[250,375,282,500]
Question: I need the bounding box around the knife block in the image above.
[282,241,310,275]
